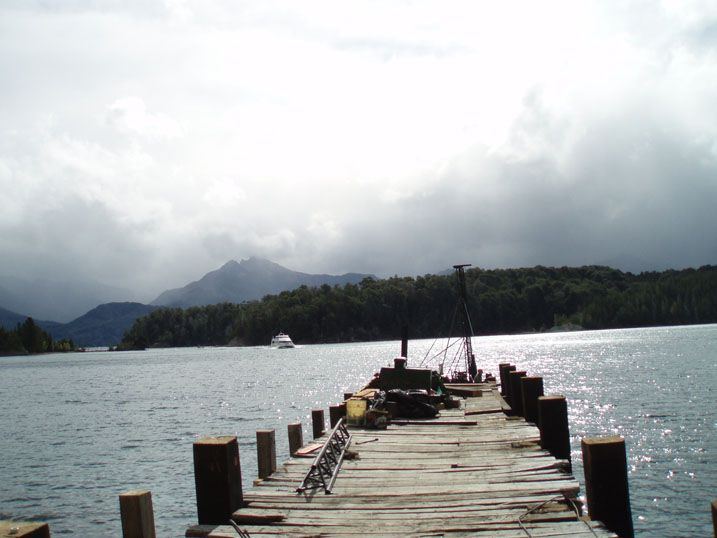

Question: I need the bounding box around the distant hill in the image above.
[151,257,374,308]
[2,303,160,347]
[0,305,62,332]
[0,275,133,323]
[48,302,161,347]
[0,305,28,329]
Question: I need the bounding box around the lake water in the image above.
[1,324,715,537]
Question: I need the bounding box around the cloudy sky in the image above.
[1,0,716,301]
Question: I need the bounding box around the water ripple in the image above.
[0,325,714,537]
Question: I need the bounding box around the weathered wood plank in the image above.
[0,522,50,538]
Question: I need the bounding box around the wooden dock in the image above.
[187,383,618,538]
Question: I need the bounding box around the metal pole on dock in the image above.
[581,436,634,538]
[192,436,243,525]
[453,264,478,381]
[256,430,277,480]
[119,490,156,538]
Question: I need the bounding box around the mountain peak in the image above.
[151,258,373,308]
[221,259,240,268]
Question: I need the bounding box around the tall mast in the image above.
[453,264,478,381]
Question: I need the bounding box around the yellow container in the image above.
[346,398,368,426]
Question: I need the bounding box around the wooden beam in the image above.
[329,405,344,428]
[256,430,276,480]
[311,409,325,439]
[193,436,243,525]
[287,422,303,456]
[581,436,634,538]
[119,490,155,538]
[508,370,527,416]
[499,363,515,397]
[520,376,544,424]
[0,522,50,538]
[538,395,571,469]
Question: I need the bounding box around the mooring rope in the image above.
[228,519,251,537]
[517,494,600,538]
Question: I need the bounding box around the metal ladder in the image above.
[297,418,352,494]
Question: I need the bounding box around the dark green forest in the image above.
[0,317,76,355]
[118,265,717,350]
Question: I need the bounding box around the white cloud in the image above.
[106,96,184,140]
[164,0,192,22]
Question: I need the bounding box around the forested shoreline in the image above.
[0,317,76,355]
[118,265,717,350]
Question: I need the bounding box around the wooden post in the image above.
[581,436,634,538]
[312,409,325,439]
[521,376,544,424]
[498,363,511,395]
[0,522,50,538]
[256,430,276,480]
[288,423,303,456]
[329,405,344,428]
[711,500,716,537]
[119,490,155,538]
[193,436,243,525]
[503,364,517,405]
[538,395,571,469]
[400,325,408,358]
[508,370,527,415]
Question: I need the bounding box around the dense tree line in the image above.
[0,317,76,355]
[118,265,717,349]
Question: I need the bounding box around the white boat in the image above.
[270,333,295,348]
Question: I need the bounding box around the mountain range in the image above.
[151,257,372,307]
[1,258,374,347]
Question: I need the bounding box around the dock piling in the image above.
[521,376,544,424]
[498,363,512,396]
[581,436,634,538]
[711,500,716,537]
[508,370,527,415]
[119,490,156,538]
[287,422,303,456]
[311,409,325,439]
[329,405,344,428]
[192,436,243,525]
[256,430,277,480]
[538,395,571,469]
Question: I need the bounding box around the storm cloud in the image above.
[1,1,715,301]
